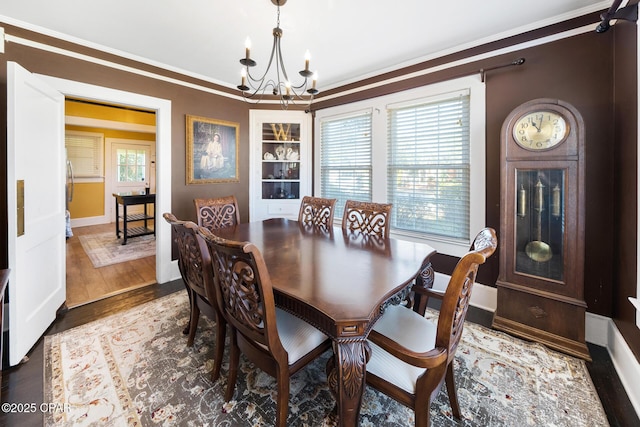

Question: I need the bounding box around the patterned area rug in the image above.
[78,232,155,268]
[43,291,609,426]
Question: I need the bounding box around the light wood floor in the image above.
[65,222,156,308]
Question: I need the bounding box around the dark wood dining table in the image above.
[212,218,436,426]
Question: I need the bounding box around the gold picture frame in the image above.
[186,115,239,184]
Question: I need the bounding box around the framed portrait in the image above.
[186,115,239,184]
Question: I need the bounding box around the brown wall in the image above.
[613,19,640,359]
[0,13,638,354]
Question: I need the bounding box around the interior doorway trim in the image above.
[35,74,176,284]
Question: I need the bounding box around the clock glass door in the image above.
[515,168,565,282]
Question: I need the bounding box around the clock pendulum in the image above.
[524,176,552,262]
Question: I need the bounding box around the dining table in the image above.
[212,218,436,427]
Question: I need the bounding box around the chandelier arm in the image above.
[244,73,283,97]
[290,79,309,91]
[288,84,313,100]
[274,45,287,97]
[240,81,274,100]
[246,35,280,85]
[275,39,291,84]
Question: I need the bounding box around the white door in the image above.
[108,140,155,221]
[6,62,66,366]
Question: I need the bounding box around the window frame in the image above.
[314,75,486,257]
[317,109,373,220]
[65,130,104,183]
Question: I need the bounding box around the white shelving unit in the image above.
[249,109,311,221]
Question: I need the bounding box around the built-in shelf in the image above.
[250,110,311,221]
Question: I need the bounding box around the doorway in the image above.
[36,73,176,303]
[65,109,158,307]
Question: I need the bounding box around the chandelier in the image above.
[237,0,318,108]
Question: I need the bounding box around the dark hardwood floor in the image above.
[1,281,638,426]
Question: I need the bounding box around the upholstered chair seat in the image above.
[275,308,330,364]
[367,305,437,393]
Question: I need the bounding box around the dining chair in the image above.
[162,213,227,381]
[194,195,240,230]
[341,199,393,238]
[411,228,497,316]
[298,196,337,229]
[364,227,497,427]
[198,227,332,427]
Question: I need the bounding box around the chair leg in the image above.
[225,329,240,402]
[414,398,431,427]
[183,287,193,335]
[186,295,200,347]
[275,367,290,427]
[211,315,226,381]
[445,363,461,420]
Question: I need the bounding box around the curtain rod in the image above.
[307,57,526,113]
[596,0,638,33]
[479,57,525,83]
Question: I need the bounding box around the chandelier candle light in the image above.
[237,0,318,107]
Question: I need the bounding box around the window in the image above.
[318,111,372,219]
[388,90,470,240]
[65,131,104,182]
[116,148,147,183]
[315,76,485,256]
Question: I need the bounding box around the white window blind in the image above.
[320,111,372,219]
[65,131,104,179]
[387,91,470,240]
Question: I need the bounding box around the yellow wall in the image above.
[65,99,156,125]
[68,183,104,217]
[65,100,156,219]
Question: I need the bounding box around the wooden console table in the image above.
[113,192,155,245]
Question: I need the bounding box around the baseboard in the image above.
[604,316,640,417]
[168,259,181,282]
[70,215,109,228]
[431,273,498,313]
[469,281,497,312]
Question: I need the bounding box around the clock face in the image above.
[513,111,568,150]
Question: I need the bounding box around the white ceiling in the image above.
[0,0,611,90]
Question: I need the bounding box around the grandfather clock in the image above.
[492,98,590,360]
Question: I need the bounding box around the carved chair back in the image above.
[162,214,227,379]
[298,196,337,229]
[194,195,240,231]
[341,200,392,239]
[163,213,210,300]
[198,228,286,360]
[436,227,497,363]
